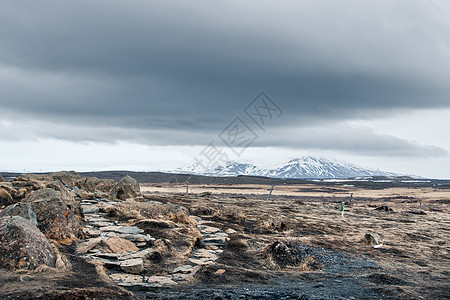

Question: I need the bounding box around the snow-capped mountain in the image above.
[177,156,400,179]
[266,157,398,179]
[178,161,264,177]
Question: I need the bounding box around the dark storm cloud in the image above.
[0,0,449,156]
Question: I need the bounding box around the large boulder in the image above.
[0,202,37,225]
[73,176,116,193]
[95,178,117,193]
[0,173,4,182]
[50,171,83,187]
[113,175,140,200]
[11,176,46,191]
[15,174,52,181]
[0,187,14,207]
[0,216,57,270]
[25,189,81,241]
[0,183,29,205]
[44,181,80,214]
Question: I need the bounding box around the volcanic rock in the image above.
[113,175,141,200]
[0,216,57,270]
[0,188,14,207]
[0,202,37,225]
[25,189,81,241]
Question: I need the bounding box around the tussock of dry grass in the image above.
[104,200,191,224]
[213,206,246,224]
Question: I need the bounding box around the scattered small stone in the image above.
[409,210,427,215]
[214,269,226,275]
[365,233,383,246]
[171,273,192,281]
[375,206,394,212]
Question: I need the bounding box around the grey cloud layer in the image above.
[0,0,449,156]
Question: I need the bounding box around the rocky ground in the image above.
[0,172,449,299]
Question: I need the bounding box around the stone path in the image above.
[78,197,230,289]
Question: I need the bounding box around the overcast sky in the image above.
[1,0,449,178]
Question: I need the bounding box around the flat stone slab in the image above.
[100,225,144,235]
[203,236,229,245]
[77,237,103,254]
[188,257,215,266]
[100,225,123,232]
[120,250,149,260]
[88,252,122,259]
[91,221,117,227]
[192,249,220,260]
[110,273,145,284]
[86,257,121,269]
[104,236,140,254]
[172,264,202,275]
[85,216,111,223]
[199,226,221,234]
[204,232,229,238]
[83,228,101,237]
[205,245,219,250]
[145,275,177,287]
[121,258,144,274]
[117,233,155,242]
[172,264,195,274]
[81,205,99,214]
[116,226,144,235]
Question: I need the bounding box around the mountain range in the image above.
[176,156,401,179]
